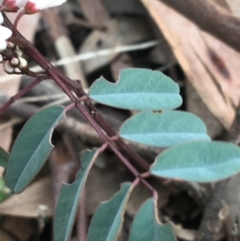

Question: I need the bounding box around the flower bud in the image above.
[1,0,19,12]
[15,47,23,57]
[4,60,14,73]
[7,42,15,49]
[24,0,66,14]
[10,57,19,67]
[18,56,28,70]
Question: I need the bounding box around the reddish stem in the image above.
[65,102,76,112]
[13,9,26,35]
[2,12,155,192]
[53,69,149,171]
[0,74,48,114]
[22,37,149,171]
[44,67,141,177]
[132,178,140,188]
[141,172,151,178]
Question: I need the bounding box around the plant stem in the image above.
[23,36,149,171]
[3,13,153,190]
[53,69,149,171]
[20,49,142,177]
[0,75,48,113]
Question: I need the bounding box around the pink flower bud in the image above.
[24,0,66,13]
[1,0,66,13]
[3,60,14,73]
[18,56,28,70]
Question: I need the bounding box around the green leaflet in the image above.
[55,149,98,241]
[129,198,176,241]
[119,111,210,147]
[151,141,240,182]
[0,147,9,168]
[89,68,182,110]
[87,183,132,241]
[6,106,65,193]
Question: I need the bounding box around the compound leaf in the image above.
[0,147,9,168]
[6,105,65,193]
[151,141,240,182]
[119,111,210,147]
[129,198,176,241]
[89,68,182,110]
[87,183,132,241]
[55,149,98,241]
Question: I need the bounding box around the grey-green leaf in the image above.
[87,182,132,241]
[151,141,240,182]
[54,149,98,241]
[119,111,210,147]
[89,68,182,110]
[129,198,176,241]
[0,147,9,168]
[6,105,65,193]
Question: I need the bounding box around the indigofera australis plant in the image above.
[0,0,240,240]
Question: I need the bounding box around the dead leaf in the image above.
[0,177,53,217]
[186,81,223,138]
[225,0,240,15]
[141,0,240,128]
[78,0,109,28]
[210,0,231,10]
[79,16,153,74]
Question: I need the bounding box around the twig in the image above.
[0,93,39,119]
[196,180,228,241]
[43,96,70,107]
[0,40,158,85]
[18,93,66,103]
[0,117,23,131]
[2,12,158,198]
[0,75,49,114]
[50,40,158,69]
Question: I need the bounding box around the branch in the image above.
[196,179,228,241]
[158,0,240,52]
